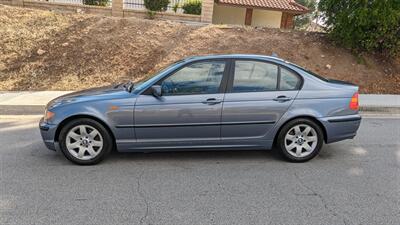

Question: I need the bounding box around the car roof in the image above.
[182,54,286,63]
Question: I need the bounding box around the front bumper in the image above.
[39,117,59,151]
[319,114,362,144]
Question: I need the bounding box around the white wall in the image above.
[212,4,246,25]
[251,9,282,28]
[48,0,83,4]
[212,4,283,28]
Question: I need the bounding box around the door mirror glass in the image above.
[151,85,162,97]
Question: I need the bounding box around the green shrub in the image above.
[144,0,170,12]
[83,0,109,6]
[319,0,400,56]
[182,0,202,15]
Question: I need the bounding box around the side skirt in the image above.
[116,139,274,153]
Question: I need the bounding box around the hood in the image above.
[47,85,131,109]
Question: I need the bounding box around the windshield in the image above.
[133,60,184,93]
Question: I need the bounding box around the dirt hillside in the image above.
[0,5,399,93]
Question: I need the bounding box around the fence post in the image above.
[12,0,24,6]
[112,0,124,17]
[201,0,214,23]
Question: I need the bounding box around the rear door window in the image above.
[231,60,278,93]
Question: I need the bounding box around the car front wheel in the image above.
[277,118,324,162]
[59,118,113,165]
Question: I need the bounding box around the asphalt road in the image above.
[0,115,399,225]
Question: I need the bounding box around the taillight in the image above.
[349,92,359,110]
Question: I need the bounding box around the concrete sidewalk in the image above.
[0,91,72,106]
[0,91,399,114]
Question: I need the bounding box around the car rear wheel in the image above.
[59,118,112,165]
[277,118,323,162]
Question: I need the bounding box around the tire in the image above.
[277,118,324,162]
[59,118,113,165]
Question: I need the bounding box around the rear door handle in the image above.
[202,98,222,105]
[273,96,292,102]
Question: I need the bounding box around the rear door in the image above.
[221,60,301,140]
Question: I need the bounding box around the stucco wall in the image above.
[252,9,282,28]
[212,4,246,25]
[212,4,283,28]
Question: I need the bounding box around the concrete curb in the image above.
[359,106,400,114]
[1,105,398,117]
[0,105,45,115]
[0,91,399,115]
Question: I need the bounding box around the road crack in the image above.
[294,172,349,225]
[137,169,149,225]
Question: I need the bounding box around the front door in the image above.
[221,60,301,140]
[134,60,229,146]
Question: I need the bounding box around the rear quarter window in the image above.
[280,68,300,90]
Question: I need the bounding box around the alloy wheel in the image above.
[66,125,103,161]
[284,124,318,158]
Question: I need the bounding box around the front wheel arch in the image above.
[55,115,116,149]
[273,116,327,147]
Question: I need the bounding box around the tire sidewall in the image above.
[278,118,324,162]
[59,118,112,165]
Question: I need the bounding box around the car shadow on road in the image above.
[100,146,323,165]
[101,144,339,165]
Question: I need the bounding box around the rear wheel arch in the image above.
[55,115,116,147]
[273,115,327,146]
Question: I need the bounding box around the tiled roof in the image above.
[216,0,309,14]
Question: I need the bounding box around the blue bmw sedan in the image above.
[39,54,361,165]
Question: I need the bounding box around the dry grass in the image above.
[0,5,77,70]
[0,5,399,93]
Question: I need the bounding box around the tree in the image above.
[319,0,400,56]
[294,0,317,29]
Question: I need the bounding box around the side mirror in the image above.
[151,85,162,97]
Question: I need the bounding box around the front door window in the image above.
[161,61,226,96]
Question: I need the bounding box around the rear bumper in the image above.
[39,117,59,151]
[319,114,361,144]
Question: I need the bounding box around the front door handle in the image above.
[273,96,292,102]
[202,98,222,105]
